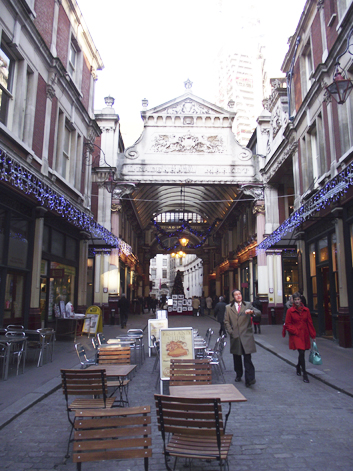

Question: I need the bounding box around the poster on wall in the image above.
[160,327,194,380]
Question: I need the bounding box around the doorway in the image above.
[320,266,332,335]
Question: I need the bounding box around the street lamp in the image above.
[325,27,353,105]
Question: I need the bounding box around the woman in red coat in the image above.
[284,292,316,383]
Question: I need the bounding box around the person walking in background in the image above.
[224,289,261,387]
[200,295,206,316]
[214,296,227,337]
[252,296,262,334]
[299,289,307,307]
[192,296,200,316]
[282,295,293,324]
[118,293,129,328]
[206,295,212,316]
[284,292,316,383]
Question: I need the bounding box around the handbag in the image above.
[309,341,322,365]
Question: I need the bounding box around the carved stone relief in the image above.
[271,106,282,138]
[166,100,213,115]
[151,133,224,153]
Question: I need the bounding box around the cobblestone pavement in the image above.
[0,313,353,470]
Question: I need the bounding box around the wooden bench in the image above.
[169,358,212,386]
[72,406,152,470]
[155,394,232,471]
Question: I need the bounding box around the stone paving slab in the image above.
[1,313,353,470]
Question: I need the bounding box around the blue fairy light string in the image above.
[0,147,132,256]
[257,162,353,252]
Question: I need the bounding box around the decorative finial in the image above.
[184,79,193,90]
[104,95,115,107]
[228,99,235,109]
[142,98,149,108]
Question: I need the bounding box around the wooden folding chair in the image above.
[60,369,116,457]
[72,406,152,470]
[169,358,212,386]
[155,394,232,471]
[97,346,131,405]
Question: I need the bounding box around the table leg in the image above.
[4,343,11,381]
[224,402,232,432]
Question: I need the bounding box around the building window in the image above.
[337,0,351,20]
[0,40,15,126]
[151,269,156,278]
[337,96,353,155]
[301,41,313,97]
[163,258,167,266]
[151,258,156,266]
[68,42,77,79]
[162,269,167,279]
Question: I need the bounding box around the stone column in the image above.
[333,208,351,347]
[77,231,90,313]
[201,252,210,297]
[29,208,47,329]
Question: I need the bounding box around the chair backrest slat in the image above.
[169,358,212,386]
[72,406,152,467]
[97,346,131,364]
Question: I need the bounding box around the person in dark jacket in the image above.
[214,296,227,336]
[118,293,129,328]
[284,292,316,383]
[252,296,262,334]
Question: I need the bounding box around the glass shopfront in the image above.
[0,203,32,327]
[41,224,79,325]
[307,229,338,338]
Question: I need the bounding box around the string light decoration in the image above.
[257,162,353,252]
[152,218,221,251]
[0,147,132,256]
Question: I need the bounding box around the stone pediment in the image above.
[142,92,233,118]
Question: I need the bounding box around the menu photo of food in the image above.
[160,327,194,380]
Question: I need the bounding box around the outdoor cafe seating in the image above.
[60,368,116,458]
[169,358,212,386]
[155,394,232,471]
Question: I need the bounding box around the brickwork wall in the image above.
[56,3,70,68]
[81,55,91,111]
[33,0,54,50]
[311,12,322,72]
[32,74,46,158]
[48,95,57,168]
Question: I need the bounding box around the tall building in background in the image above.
[215,2,270,146]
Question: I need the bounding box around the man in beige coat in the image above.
[224,289,261,387]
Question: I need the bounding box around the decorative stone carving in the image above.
[271,106,282,138]
[111,203,122,212]
[263,141,298,183]
[242,186,265,200]
[46,84,56,100]
[151,133,224,153]
[253,204,265,215]
[183,117,194,125]
[166,100,213,115]
[317,0,324,10]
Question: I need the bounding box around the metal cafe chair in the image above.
[75,343,96,368]
[5,331,26,376]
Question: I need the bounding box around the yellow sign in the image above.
[160,327,194,380]
[83,306,103,333]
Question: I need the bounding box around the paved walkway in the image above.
[0,312,353,470]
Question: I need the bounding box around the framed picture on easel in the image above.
[82,314,99,335]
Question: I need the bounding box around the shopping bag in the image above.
[309,341,322,365]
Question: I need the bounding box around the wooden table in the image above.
[169,383,247,430]
[87,364,136,378]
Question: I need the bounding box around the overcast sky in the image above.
[78,0,307,146]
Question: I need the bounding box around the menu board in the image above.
[160,327,194,380]
[148,318,168,349]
